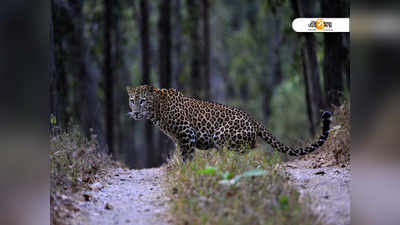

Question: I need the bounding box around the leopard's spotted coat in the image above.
[127,85,331,161]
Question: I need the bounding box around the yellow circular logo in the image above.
[316,19,325,30]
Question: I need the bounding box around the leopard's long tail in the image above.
[257,111,331,156]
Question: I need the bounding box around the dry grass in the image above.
[291,102,351,169]
[163,148,321,225]
[50,125,120,225]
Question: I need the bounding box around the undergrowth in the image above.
[50,124,118,225]
[296,101,351,168]
[50,125,116,192]
[324,101,351,166]
[164,149,321,225]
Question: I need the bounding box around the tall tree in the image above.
[138,0,156,167]
[261,2,283,123]
[291,0,324,135]
[158,0,173,165]
[202,0,211,99]
[66,0,106,150]
[159,0,172,89]
[321,0,349,107]
[53,0,71,129]
[172,0,185,91]
[113,0,121,157]
[104,0,114,155]
[216,58,235,100]
[49,0,57,133]
[113,0,128,158]
[187,0,201,98]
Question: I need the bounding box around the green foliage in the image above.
[212,0,309,147]
[222,171,234,180]
[219,169,269,185]
[279,194,289,210]
[50,113,57,125]
[268,75,309,145]
[196,165,268,185]
[197,166,218,174]
[164,148,321,225]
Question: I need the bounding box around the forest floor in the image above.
[58,156,350,225]
[58,145,350,225]
[69,167,169,225]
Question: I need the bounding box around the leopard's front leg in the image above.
[177,128,196,161]
[179,143,195,161]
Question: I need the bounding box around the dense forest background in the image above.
[49,0,350,169]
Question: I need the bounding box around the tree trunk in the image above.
[140,0,151,85]
[53,0,71,129]
[104,0,114,155]
[240,79,249,101]
[137,0,155,168]
[303,34,323,135]
[321,0,349,107]
[186,0,201,98]
[113,0,123,158]
[322,34,344,107]
[55,51,69,129]
[291,0,324,135]
[158,0,173,166]
[172,0,184,91]
[49,0,57,133]
[159,0,172,88]
[53,0,105,148]
[216,59,234,100]
[202,0,210,100]
[301,47,316,135]
[261,8,283,123]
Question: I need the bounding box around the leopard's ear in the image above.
[126,86,133,94]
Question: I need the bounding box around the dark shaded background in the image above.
[49,0,350,169]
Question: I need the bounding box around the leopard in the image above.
[126,85,331,161]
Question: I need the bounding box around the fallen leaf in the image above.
[219,169,268,185]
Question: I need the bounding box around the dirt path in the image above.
[73,167,169,225]
[66,163,349,225]
[284,165,351,225]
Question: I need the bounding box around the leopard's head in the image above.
[126,85,156,120]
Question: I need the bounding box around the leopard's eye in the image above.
[140,98,145,105]
[130,98,134,104]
